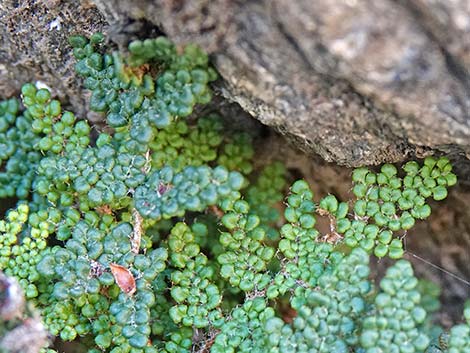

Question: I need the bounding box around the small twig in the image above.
[131,150,150,255]
[131,208,143,254]
[143,149,152,174]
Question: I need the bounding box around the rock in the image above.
[91,0,470,176]
[0,0,106,118]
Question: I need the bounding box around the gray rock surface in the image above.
[0,0,106,118]
[92,0,470,174]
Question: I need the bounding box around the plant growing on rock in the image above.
[0,32,468,353]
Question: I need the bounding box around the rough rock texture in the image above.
[0,0,469,321]
[92,0,470,175]
[0,0,108,119]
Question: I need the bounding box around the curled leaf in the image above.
[109,263,136,295]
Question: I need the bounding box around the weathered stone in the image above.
[91,0,470,178]
[0,0,106,118]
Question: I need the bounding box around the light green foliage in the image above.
[265,248,371,353]
[218,199,275,292]
[217,133,254,175]
[267,180,340,300]
[0,98,41,199]
[0,33,467,353]
[417,279,443,340]
[431,305,470,353]
[446,306,470,352]
[211,297,274,353]
[323,161,457,259]
[0,204,53,299]
[246,162,287,239]
[167,222,223,328]
[134,165,244,220]
[360,260,430,352]
[71,33,216,145]
[149,115,223,171]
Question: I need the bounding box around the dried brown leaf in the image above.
[109,263,136,295]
